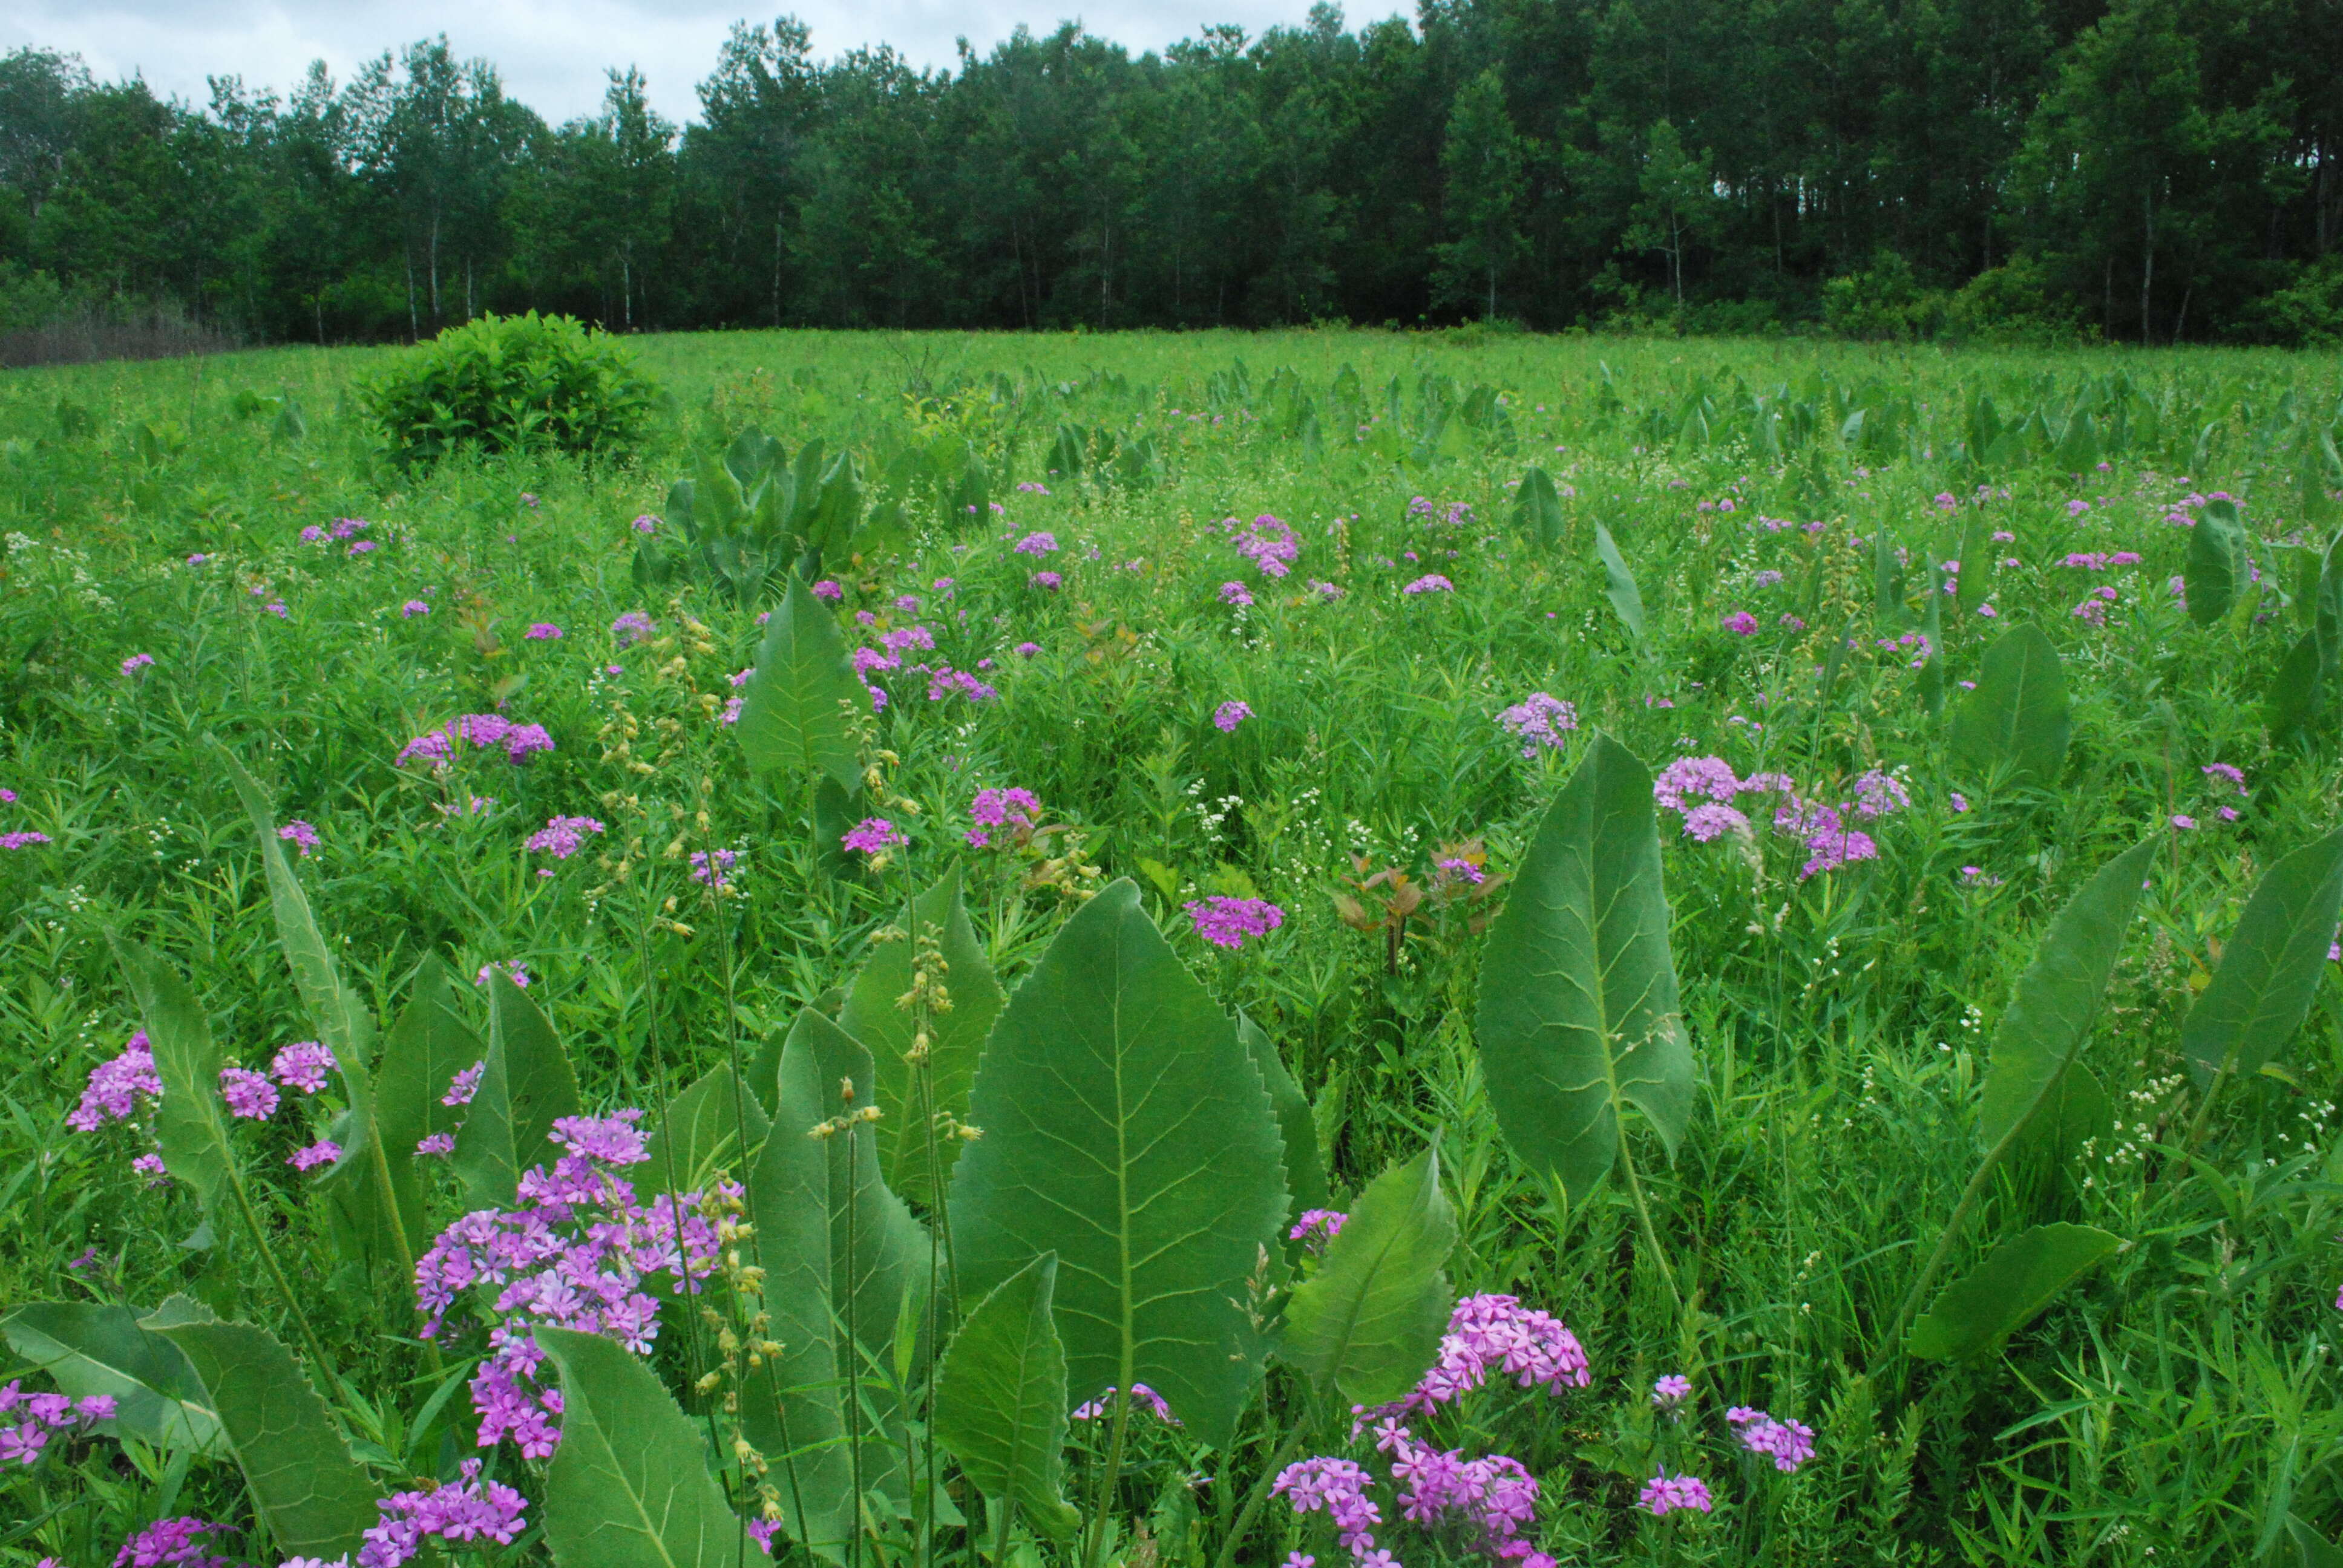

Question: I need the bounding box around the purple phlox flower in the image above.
[111,1518,236,1568]
[1214,699,1254,733]
[0,789,14,804]
[1030,570,1063,590]
[2,830,55,849]
[690,848,738,887]
[812,579,844,601]
[1435,856,1486,885]
[1798,822,1878,880]
[2072,597,2108,627]
[271,1040,337,1094]
[1638,1473,1713,1516]
[1015,481,1050,494]
[1652,756,1740,815]
[1310,579,1348,601]
[609,610,657,647]
[220,1067,280,1120]
[1723,610,1759,636]
[526,815,605,860]
[2063,551,2109,571]
[747,1519,782,1555]
[1234,515,1300,578]
[1014,640,1043,658]
[417,1132,457,1157]
[2202,762,2247,795]
[67,1027,162,1125]
[330,518,370,540]
[1933,491,1958,511]
[852,645,900,680]
[631,514,657,534]
[348,540,378,557]
[1730,1408,1817,1472]
[1682,803,1749,843]
[1219,580,1256,607]
[2171,814,2197,831]
[1751,569,1784,587]
[1851,769,1910,820]
[1402,573,1454,595]
[881,624,936,655]
[524,622,563,640]
[401,600,431,619]
[548,1109,649,1167]
[1014,531,1059,556]
[121,653,154,676]
[1357,1293,1590,1431]
[927,667,999,703]
[359,1458,530,1568]
[276,819,321,856]
[1653,1374,1691,1410]
[843,818,905,855]
[399,714,554,766]
[2067,498,2091,517]
[1289,1209,1348,1250]
[1187,897,1284,950]
[288,1140,342,1173]
[966,786,1043,848]
[1072,1383,1179,1423]
[300,525,327,543]
[474,961,531,989]
[130,1152,169,1183]
[1498,693,1577,757]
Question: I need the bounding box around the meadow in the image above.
[4,325,2343,1568]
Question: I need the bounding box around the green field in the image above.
[6,328,2343,1568]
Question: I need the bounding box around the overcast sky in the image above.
[4,0,1345,125]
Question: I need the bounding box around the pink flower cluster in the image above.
[1653,758,1908,878]
[1273,1458,1391,1566]
[1289,1209,1347,1250]
[270,1040,337,1094]
[1401,574,1454,595]
[1230,514,1299,578]
[358,1457,529,1568]
[1637,1473,1712,1515]
[1367,1294,1590,1424]
[843,817,905,855]
[66,1031,160,1131]
[1072,1383,1178,1423]
[967,786,1042,848]
[1185,896,1285,950]
[278,820,320,855]
[413,1110,726,1459]
[1,1379,116,1466]
[110,1517,234,1568]
[396,714,554,768]
[1378,1425,1546,1567]
[1727,1406,1815,1471]
[1215,699,1254,732]
[1496,693,1576,757]
[525,815,606,860]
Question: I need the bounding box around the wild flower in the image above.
[417,1132,456,1157]
[631,514,658,534]
[1652,1374,1691,1410]
[1234,514,1300,578]
[2171,814,2197,831]
[2,830,53,848]
[1497,693,1576,757]
[1015,531,1059,555]
[120,653,154,676]
[1682,803,1749,843]
[1186,897,1284,950]
[1638,1474,1712,1515]
[1214,699,1253,732]
[110,1517,235,1568]
[1290,1209,1348,1249]
[271,1041,336,1094]
[1031,570,1063,590]
[131,1153,168,1183]
[967,786,1042,848]
[1310,580,1347,601]
[401,600,431,618]
[278,820,320,855]
[690,848,738,887]
[1015,640,1043,658]
[2203,762,2247,794]
[474,962,530,988]
[609,610,657,646]
[1652,756,1740,813]
[1722,610,1759,636]
[1221,580,1256,607]
[928,667,999,702]
[1402,573,1454,594]
[524,622,563,639]
[287,1140,341,1172]
[0,1380,114,1466]
[1728,1406,1817,1471]
[844,818,905,855]
[219,1068,279,1121]
[1073,1385,1178,1423]
[526,815,605,858]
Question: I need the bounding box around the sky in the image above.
[2,0,1334,125]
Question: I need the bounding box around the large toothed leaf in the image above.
[1240,1013,1328,1224]
[2186,498,2250,626]
[1948,625,2070,788]
[1593,522,1646,641]
[154,1319,379,1560]
[948,879,1287,1449]
[737,572,866,795]
[840,867,1004,1206]
[933,1253,1080,1541]
[108,937,231,1222]
[1473,733,1691,1201]
[1906,1223,2122,1361]
[2,1303,221,1454]
[1513,466,1565,550]
[1976,838,2158,1152]
[453,969,582,1208]
[1277,1148,1455,1407]
[535,1327,747,1568]
[2181,826,2343,1083]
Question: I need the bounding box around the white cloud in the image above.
[2,0,1335,125]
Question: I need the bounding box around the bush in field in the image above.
[360,311,656,467]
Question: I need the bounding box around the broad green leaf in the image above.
[2186,498,2250,626]
[346,953,480,1257]
[1906,1223,2121,1361]
[1955,508,1995,616]
[109,938,231,1221]
[1916,558,1947,717]
[1976,838,2157,1152]
[840,867,1004,1206]
[1948,625,2070,788]
[2181,826,2343,1083]
[642,1066,771,1195]
[1512,466,1564,549]
[1240,1013,1328,1223]
[1474,733,1691,1201]
[535,1327,746,1568]
[1277,1148,1455,1406]
[155,1321,379,1559]
[1592,523,1646,641]
[453,970,582,1208]
[2269,629,2326,745]
[741,1007,930,1555]
[2053,410,2101,475]
[932,1253,1079,1542]
[948,879,1287,1448]
[738,572,867,795]
[2289,1514,2343,1568]
[2,1303,221,1453]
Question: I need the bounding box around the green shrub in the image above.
[1821,249,1947,340]
[1943,256,2086,344]
[359,311,657,468]
[2253,256,2343,348]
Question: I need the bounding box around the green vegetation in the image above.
[5,327,2343,1568]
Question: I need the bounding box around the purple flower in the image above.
[271,1041,336,1094]
[300,525,327,543]
[1309,579,1347,601]
[1233,514,1299,578]
[67,1033,160,1131]
[1014,531,1059,556]
[1682,803,1749,843]
[1214,700,1253,733]
[348,540,378,557]
[278,820,320,855]
[525,622,563,640]
[219,1067,279,1121]
[928,667,999,703]
[1219,580,1255,607]
[1722,610,1759,636]
[1014,640,1043,658]
[417,1132,456,1156]
[1402,573,1454,595]
[2202,762,2247,795]
[1031,570,1063,590]
[401,600,431,618]
[120,653,154,676]
[131,1152,168,1183]
[966,787,1043,848]
[1289,1209,1347,1250]
[549,1109,649,1167]
[843,818,905,855]
[331,518,369,540]
[474,961,531,989]
[1638,1472,1713,1515]
[812,579,844,601]
[1799,825,1878,880]
[2171,814,2197,831]
[610,610,657,646]
[1652,1374,1691,1410]
[690,848,738,887]
[631,514,658,534]
[287,1140,341,1173]
[1185,897,1284,950]
[1498,693,1578,757]
[525,815,605,860]
[1,830,51,849]
[361,1458,529,1568]
[1729,1407,1817,1472]
[111,1517,235,1568]
[1073,1384,1178,1424]
[1653,756,1741,814]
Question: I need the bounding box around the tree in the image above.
[1432,68,1525,319]
[1622,118,1716,309]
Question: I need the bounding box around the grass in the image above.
[4,326,2343,1567]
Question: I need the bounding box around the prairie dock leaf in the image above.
[453,969,582,1208]
[1907,1223,2121,1361]
[933,1253,1080,1541]
[1513,466,1565,549]
[2,1303,222,1454]
[737,571,867,795]
[1277,1147,1456,1406]
[1948,624,2070,787]
[1593,522,1646,641]
[2180,826,2343,1083]
[2186,498,2250,625]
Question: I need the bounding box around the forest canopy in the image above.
[2,0,2341,348]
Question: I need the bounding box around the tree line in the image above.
[3,0,2341,348]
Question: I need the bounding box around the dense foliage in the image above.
[5,0,2343,347]
[357,312,658,467]
[4,328,2343,1568]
